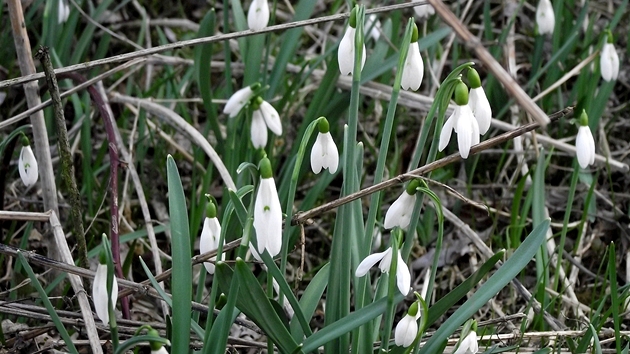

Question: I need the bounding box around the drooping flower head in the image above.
[250,97,282,149]
[338,6,367,76]
[365,14,382,41]
[401,23,424,91]
[58,0,70,24]
[600,30,620,82]
[253,157,282,257]
[575,110,595,169]
[467,68,492,135]
[536,0,555,35]
[355,235,411,295]
[384,179,420,230]
[146,326,171,354]
[413,1,435,18]
[200,197,223,275]
[18,134,38,187]
[395,301,419,347]
[248,0,270,31]
[93,248,118,326]
[223,83,260,118]
[438,80,480,159]
[310,117,339,174]
[453,319,479,354]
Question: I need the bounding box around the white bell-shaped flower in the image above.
[338,7,366,76]
[223,84,259,118]
[439,81,480,159]
[18,138,38,187]
[575,110,595,169]
[250,97,281,148]
[536,0,555,35]
[413,2,435,18]
[467,68,492,135]
[147,327,170,354]
[453,330,479,354]
[199,199,223,274]
[384,180,420,230]
[600,32,619,82]
[365,14,381,41]
[395,302,421,347]
[253,157,282,257]
[93,258,118,326]
[151,347,169,354]
[58,0,70,24]
[247,0,270,31]
[355,246,411,295]
[310,118,339,174]
[401,24,424,91]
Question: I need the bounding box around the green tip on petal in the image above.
[19,134,30,147]
[205,198,217,219]
[411,21,419,43]
[454,80,469,106]
[408,301,419,316]
[251,96,263,110]
[349,6,358,28]
[259,157,273,179]
[317,117,330,133]
[249,82,262,91]
[467,68,482,89]
[406,179,420,195]
[578,109,589,126]
[606,30,613,44]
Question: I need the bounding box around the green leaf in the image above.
[290,263,329,340]
[204,261,240,354]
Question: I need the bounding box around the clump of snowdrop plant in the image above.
[250,96,282,149]
[467,68,492,135]
[536,0,555,35]
[356,239,411,295]
[439,80,480,159]
[338,6,366,76]
[453,319,479,354]
[575,110,595,169]
[253,156,282,257]
[18,134,38,187]
[401,23,424,91]
[247,0,270,30]
[394,301,420,347]
[384,179,420,229]
[199,197,223,275]
[310,117,339,174]
[600,30,620,82]
[222,83,260,118]
[93,249,118,326]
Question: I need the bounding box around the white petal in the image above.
[253,177,283,257]
[469,87,492,134]
[200,217,222,274]
[151,347,169,354]
[401,42,424,91]
[250,111,268,148]
[247,0,270,31]
[453,331,478,354]
[18,145,38,187]
[366,14,381,41]
[600,43,620,81]
[223,87,255,117]
[394,314,418,347]
[310,134,324,174]
[311,132,339,174]
[383,191,416,229]
[93,264,118,326]
[413,2,435,18]
[338,27,366,76]
[378,247,393,273]
[395,251,411,295]
[0,91,6,106]
[536,0,555,35]
[576,126,595,168]
[58,0,70,24]
[355,250,387,277]
[439,111,457,152]
[259,101,282,135]
[455,105,477,159]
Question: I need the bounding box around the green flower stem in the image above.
[552,160,579,292]
[380,232,401,353]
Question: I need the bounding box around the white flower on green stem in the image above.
[575,110,595,169]
[384,180,420,230]
[18,137,38,187]
[395,302,420,347]
[247,0,270,31]
[253,157,282,257]
[401,24,424,91]
[93,258,118,326]
[365,14,381,41]
[452,330,479,354]
[338,7,366,76]
[355,246,411,295]
[310,117,339,174]
[413,1,435,18]
[147,327,170,354]
[58,0,70,24]
[223,84,258,118]
[200,199,223,275]
[250,97,282,149]
[439,81,479,159]
[600,31,619,82]
[536,0,555,35]
[467,68,492,135]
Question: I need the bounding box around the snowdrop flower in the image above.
[384,180,420,229]
[253,157,282,257]
[536,0,555,35]
[401,23,424,91]
[147,327,170,354]
[18,135,38,187]
[600,31,620,82]
[247,0,270,31]
[365,14,381,41]
[338,7,366,76]
[453,323,479,354]
[575,110,595,169]
[93,251,118,326]
[250,97,282,149]
[223,83,260,118]
[395,302,420,347]
[58,0,70,24]
[439,81,480,159]
[467,68,492,135]
[413,2,435,18]
[310,117,339,174]
[356,246,411,295]
[199,198,223,275]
